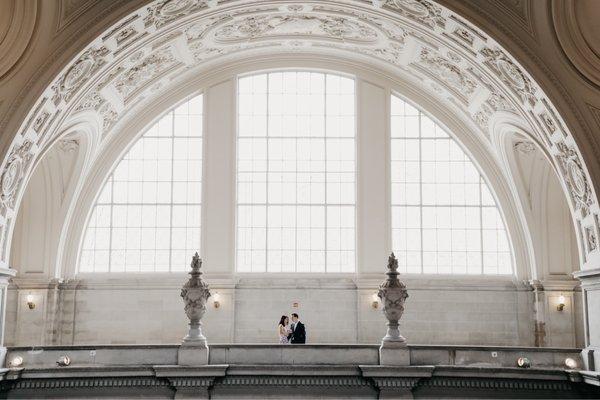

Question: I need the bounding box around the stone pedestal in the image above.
[379,343,410,366]
[178,343,209,366]
[0,268,15,367]
[574,267,600,371]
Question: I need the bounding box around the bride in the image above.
[277,315,291,344]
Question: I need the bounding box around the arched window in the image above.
[236,71,356,272]
[79,95,203,273]
[391,95,512,274]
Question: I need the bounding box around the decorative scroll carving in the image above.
[75,91,105,112]
[514,140,536,155]
[585,226,597,253]
[385,0,445,29]
[0,140,34,215]
[214,14,379,43]
[556,142,593,216]
[144,0,207,28]
[52,46,110,105]
[113,48,178,100]
[480,47,536,106]
[416,48,477,102]
[57,139,80,153]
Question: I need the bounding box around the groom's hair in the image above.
[292,313,299,319]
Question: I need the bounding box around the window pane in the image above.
[79,94,203,272]
[237,72,355,272]
[390,94,512,275]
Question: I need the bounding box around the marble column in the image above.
[574,268,600,372]
[0,267,16,366]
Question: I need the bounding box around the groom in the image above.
[288,313,306,344]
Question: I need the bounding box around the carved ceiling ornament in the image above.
[113,47,179,100]
[416,47,477,103]
[514,140,536,155]
[480,47,537,106]
[52,46,110,105]
[0,0,598,268]
[384,0,445,29]
[0,140,34,216]
[555,142,593,217]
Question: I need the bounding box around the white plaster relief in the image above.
[0,0,597,272]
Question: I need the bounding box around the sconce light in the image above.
[57,355,71,367]
[371,293,380,309]
[8,355,23,368]
[213,292,220,309]
[557,295,566,312]
[564,357,578,369]
[26,294,35,310]
[516,357,531,368]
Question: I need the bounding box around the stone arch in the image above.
[0,0,597,275]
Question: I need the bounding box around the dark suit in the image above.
[289,321,306,344]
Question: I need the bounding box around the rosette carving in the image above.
[181,252,211,343]
[378,253,409,345]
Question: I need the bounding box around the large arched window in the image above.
[236,71,356,273]
[79,95,203,273]
[391,95,512,274]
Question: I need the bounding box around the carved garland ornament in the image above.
[214,14,379,43]
[385,0,445,29]
[480,47,537,106]
[556,142,593,216]
[52,46,110,105]
[0,141,34,215]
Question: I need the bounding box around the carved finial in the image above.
[378,252,408,347]
[181,252,211,344]
[190,252,202,274]
[387,252,398,272]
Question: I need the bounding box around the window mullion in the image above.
[265,76,270,273]
[169,111,175,272]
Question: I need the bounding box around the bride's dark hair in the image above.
[278,315,288,326]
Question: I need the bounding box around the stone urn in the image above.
[181,252,211,344]
[378,252,409,346]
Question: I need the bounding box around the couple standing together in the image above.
[278,313,306,344]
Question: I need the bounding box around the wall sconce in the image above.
[516,357,531,368]
[564,357,578,369]
[26,294,35,310]
[57,355,71,367]
[557,295,566,311]
[8,355,23,368]
[213,292,220,309]
[371,293,380,309]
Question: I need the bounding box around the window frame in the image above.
[77,93,205,274]
[388,91,514,276]
[234,69,359,274]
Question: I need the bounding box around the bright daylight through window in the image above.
[236,71,356,273]
[391,95,512,274]
[79,95,203,272]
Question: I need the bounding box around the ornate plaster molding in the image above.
[0,0,598,271]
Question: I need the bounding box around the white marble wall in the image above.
[3,279,583,347]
